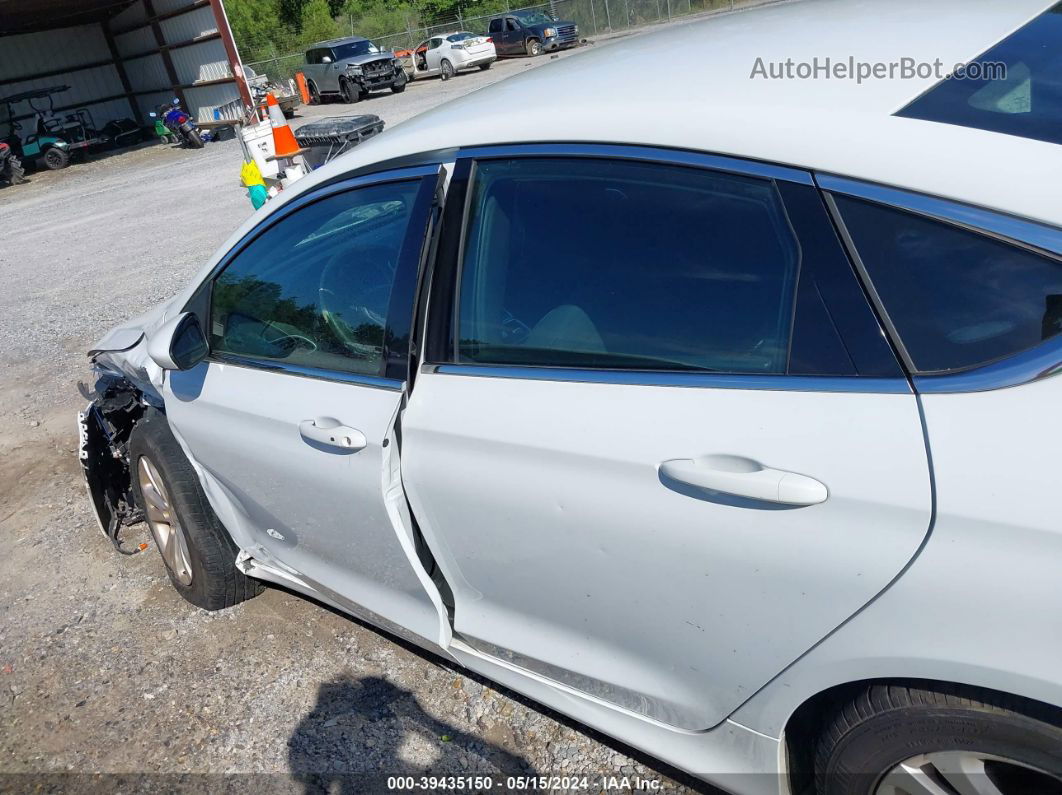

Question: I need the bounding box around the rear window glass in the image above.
[835,195,1062,373]
[896,3,1062,145]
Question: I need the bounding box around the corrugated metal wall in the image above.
[0,26,133,134]
[0,0,244,138]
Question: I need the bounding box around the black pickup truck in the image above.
[486,10,579,57]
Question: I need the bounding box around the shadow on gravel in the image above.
[287,675,540,793]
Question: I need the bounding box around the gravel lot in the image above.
[0,20,722,794]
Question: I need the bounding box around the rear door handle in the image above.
[299,417,367,451]
[660,455,827,506]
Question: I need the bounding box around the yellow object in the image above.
[240,159,264,188]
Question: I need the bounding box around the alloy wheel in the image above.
[875,751,1062,795]
[137,456,193,585]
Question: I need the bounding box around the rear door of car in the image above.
[165,165,445,646]
[401,145,933,729]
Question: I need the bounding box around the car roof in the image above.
[292,0,1061,228]
[312,36,368,47]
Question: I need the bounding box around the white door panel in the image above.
[167,362,440,644]
[402,371,932,729]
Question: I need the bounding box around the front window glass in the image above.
[836,195,1062,373]
[210,181,422,377]
[457,158,801,373]
[332,39,380,59]
[512,10,553,25]
[896,4,1062,145]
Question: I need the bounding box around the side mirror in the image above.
[321,56,332,64]
[147,312,208,371]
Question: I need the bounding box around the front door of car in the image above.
[401,150,934,729]
[425,38,445,72]
[164,166,443,645]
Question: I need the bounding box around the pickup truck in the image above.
[302,36,407,104]
[486,9,579,57]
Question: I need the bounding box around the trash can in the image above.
[293,115,385,170]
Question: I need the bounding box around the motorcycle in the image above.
[152,98,209,149]
[0,141,25,186]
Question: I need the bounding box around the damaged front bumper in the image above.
[76,368,159,555]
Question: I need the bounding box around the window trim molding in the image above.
[457,143,816,186]
[195,163,441,386]
[424,364,911,394]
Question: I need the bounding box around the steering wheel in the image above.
[318,247,396,353]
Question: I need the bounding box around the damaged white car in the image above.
[79,1,1062,794]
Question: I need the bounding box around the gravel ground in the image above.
[0,18,727,794]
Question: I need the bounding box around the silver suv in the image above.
[302,36,407,104]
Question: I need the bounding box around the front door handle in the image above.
[660,455,827,506]
[299,417,367,451]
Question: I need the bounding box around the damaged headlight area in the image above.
[77,367,160,555]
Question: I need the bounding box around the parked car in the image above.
[301,36,407,104]
[486,8,578,56]
[80,1,1062,793]
[408,31,496,81]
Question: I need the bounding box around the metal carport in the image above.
[0,0,253,138]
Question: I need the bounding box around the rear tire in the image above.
[815,682,1062,795]
[43,146,69,170]
[308,81,321,105]
[479,61,492,71]
[440,59,454,81]
[185,129,204,149]
[128,412,263,611]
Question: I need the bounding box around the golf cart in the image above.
[0,85,103,170]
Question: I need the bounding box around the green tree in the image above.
[225,0,284,60]
[300,0,341,43]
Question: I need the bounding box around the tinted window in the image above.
[211,181,423,377]
[897,4,1062,145]
[488,18,503,33]
[456,158,801,373]
[836,195,1062,373]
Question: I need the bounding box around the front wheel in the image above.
[185,128,204,149]
[2,155,25,184]
[128,412,263,610]
[440,59,455,81]
[816,683,1062,795]
[340,77,361,103]
[526,38,543,57]
[43,146,70,170]
[308,81,321,105]
[391,71,407,93]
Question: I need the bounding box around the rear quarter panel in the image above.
[732,375,1062,737]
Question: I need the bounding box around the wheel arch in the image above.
[781,677,1062,795]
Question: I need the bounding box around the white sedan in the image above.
[80,1,1062,793]
[408,31,495,81]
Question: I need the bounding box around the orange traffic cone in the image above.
[265,92,302,159]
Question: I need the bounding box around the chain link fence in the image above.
[243,0,782,82]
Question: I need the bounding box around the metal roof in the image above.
[0,0,135,35]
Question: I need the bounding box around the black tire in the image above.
[128,412,263,610]
[2,155,25,185]
[308,81,322,105]
[185,128,204,149]
[440,59,454,81]
[526,38,542,57]
[391,71,407,93]
[340,77,360,103]
[816,682,1062,795]
[42,146,69,170]
[479,61,492,71]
